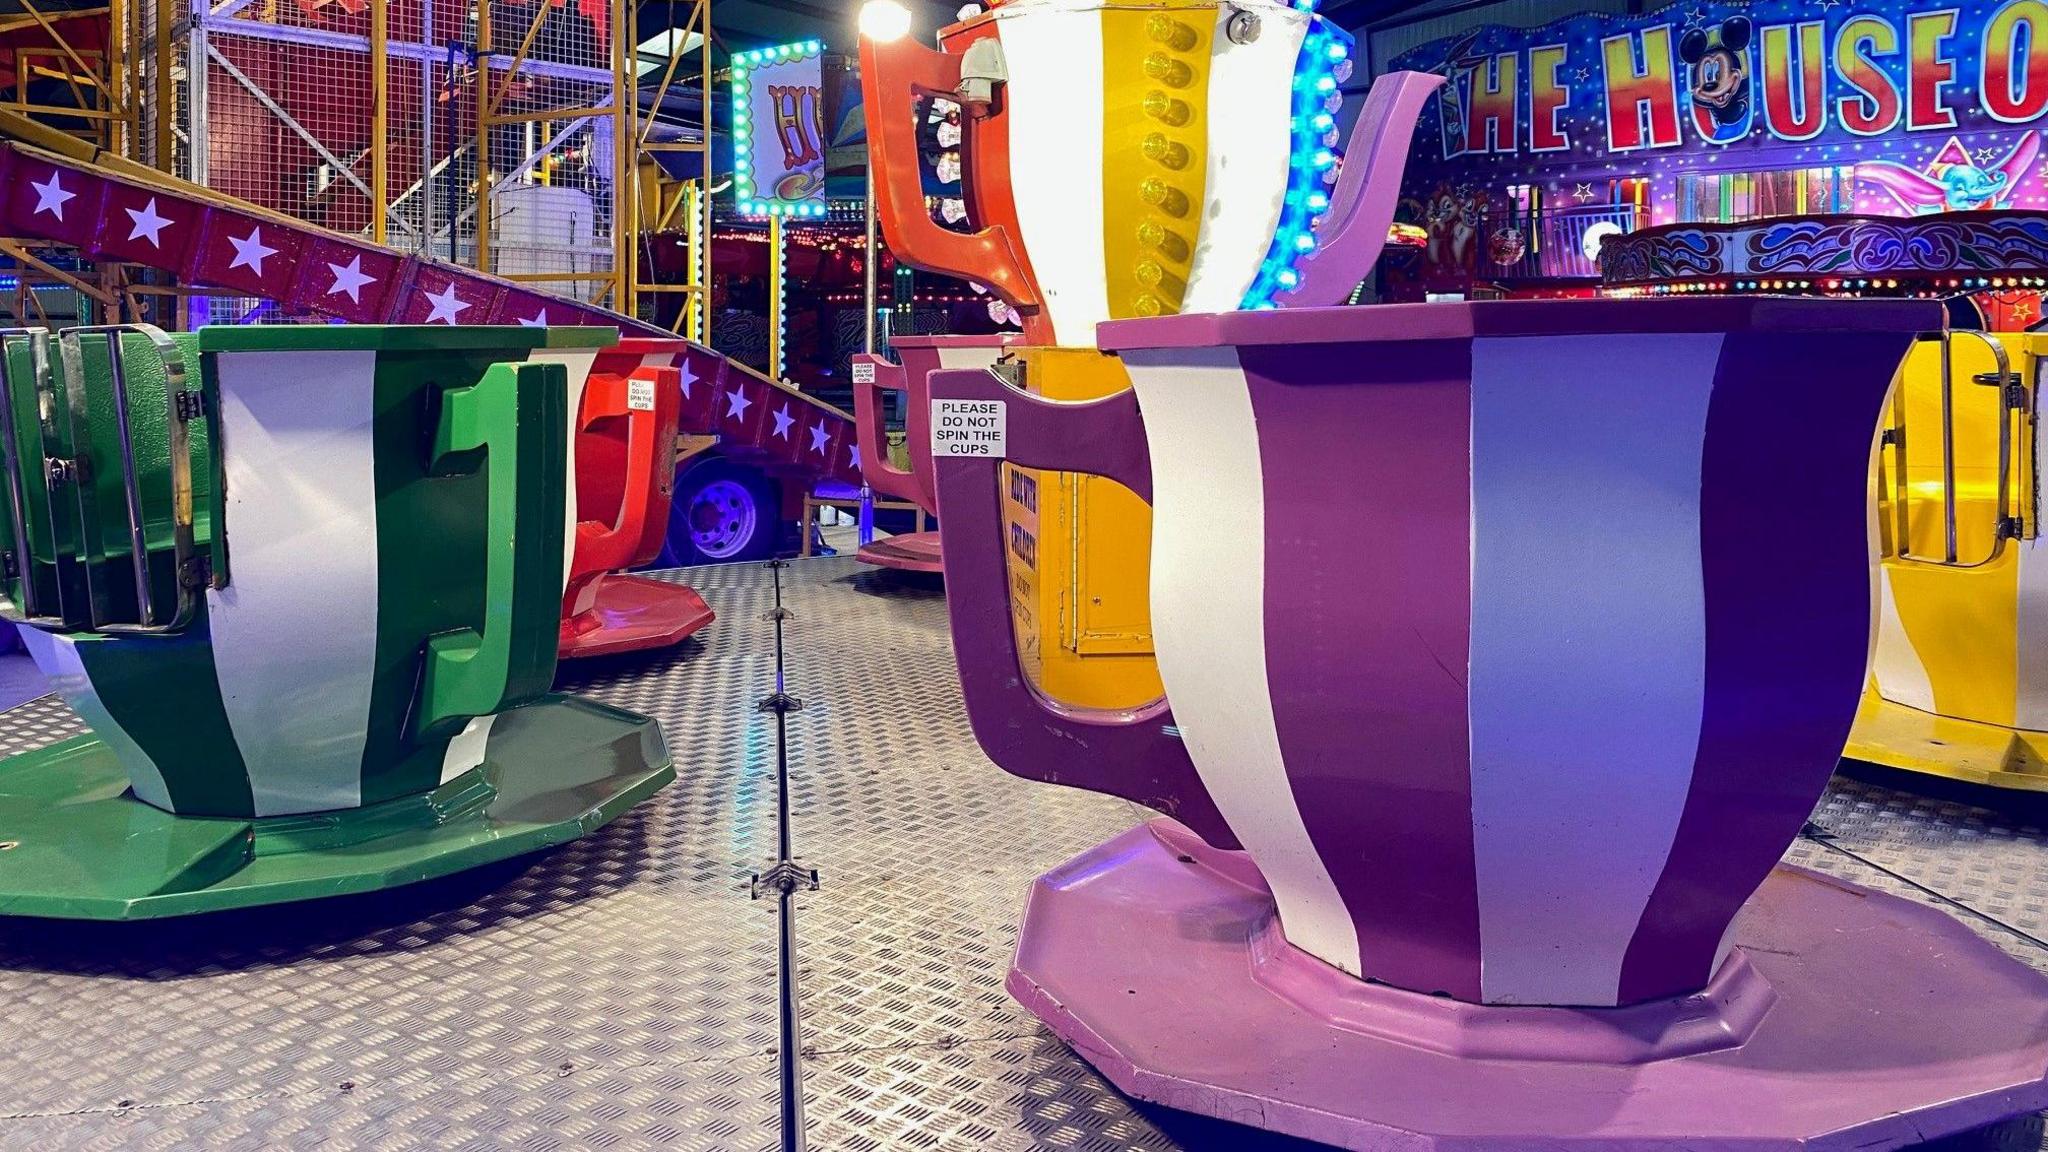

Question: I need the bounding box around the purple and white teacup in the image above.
[930,298,1933,1007]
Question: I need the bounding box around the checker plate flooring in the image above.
[0,555,2040,1151]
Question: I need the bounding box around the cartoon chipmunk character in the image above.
[1680,16,1751,129]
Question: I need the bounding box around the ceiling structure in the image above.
[656,0,963,56]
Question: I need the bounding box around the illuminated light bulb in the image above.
[1314,75,1337,94]
[1256,300,1279,310]
[1326,41,1348,61]
[859,0,914,42]
[1142,90,1193,126]
[1312,149,1335,169]
[1306,191,1329,211]
[1311,112,1334,132]
[1139,178,1191,217]
[1143,52,1194,88]
[1294,233,1316,253]
[1137,219,1190,261]
[1141,133,1191,170]
[1145,14,1197,50]
[1277,268,1299,288]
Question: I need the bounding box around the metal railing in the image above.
[1884,329,2039,569]
[0,323,213,633]
[1472,203,1647,281]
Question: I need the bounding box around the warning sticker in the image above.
[931,398,1006,458]
[627,379,656,411]
[851,360,876,384]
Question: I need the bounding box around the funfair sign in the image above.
[1392,0,2048,222]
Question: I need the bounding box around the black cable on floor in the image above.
[754,560,816,1152]
[1801,822,2048,955]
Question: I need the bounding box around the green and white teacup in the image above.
[0,324,611,819]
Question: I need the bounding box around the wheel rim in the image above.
[687,479,758,560]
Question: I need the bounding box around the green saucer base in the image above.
[0,694,673,919]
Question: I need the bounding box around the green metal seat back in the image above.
[0,326,215,634]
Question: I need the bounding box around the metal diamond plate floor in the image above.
[0,556,2042,1151]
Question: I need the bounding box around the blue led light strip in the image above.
[1240,9,1354,310]
[731,39,829,218]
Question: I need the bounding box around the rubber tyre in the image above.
[658,458,779,567]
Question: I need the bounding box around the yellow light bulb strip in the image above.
[1101,4,1212,322]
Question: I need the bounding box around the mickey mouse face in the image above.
[1679,16,1752,125]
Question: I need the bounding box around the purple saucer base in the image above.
[1010,819,2048,1151]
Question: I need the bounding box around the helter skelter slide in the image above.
[0,109,865,660]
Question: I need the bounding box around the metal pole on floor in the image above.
[753,560,817,1152]
[863,159,878,355]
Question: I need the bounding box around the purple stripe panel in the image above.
[1617,328,1916,1004]
[926,368,1240,850]
[1238,340,1485,1001]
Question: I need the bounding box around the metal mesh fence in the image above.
[475,0,621,305]
[184,0,621,309]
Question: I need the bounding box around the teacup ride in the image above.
[849,336,1012,573]
[861,0,1440,708]
[554,337,714,658]
[0,324,672,918]
[928,297,2048,1149]
[1602,212,2048,792]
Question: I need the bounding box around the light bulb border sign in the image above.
[732,39,831,219]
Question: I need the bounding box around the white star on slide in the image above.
[30,174,73,220]
[423,284,470,325]
[325,255,376,303]
[227,228,277,276]
[125,198,172,246]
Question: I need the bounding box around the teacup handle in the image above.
[851,356,928,511]
[1275,71,1443,309]
[859,34,1042,328]
[418,360,566,737]
[572,365,679,577]
[928,367,1238,849]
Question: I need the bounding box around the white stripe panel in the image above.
[1468,333,1717,1006]
[16,625,174,810]
[2017,542,2048,728]
[1872,564,1937,715]
[526,348,599,593]
[440,714,498,784]
[1180,7,1306,314]
[996,8,1107,346]
[934,347,1006,370]
[1122,346,1362,974]
[206,349,382,816]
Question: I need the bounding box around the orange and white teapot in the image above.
[859,0,1441,346]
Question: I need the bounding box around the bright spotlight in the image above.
[859,0,913,42]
